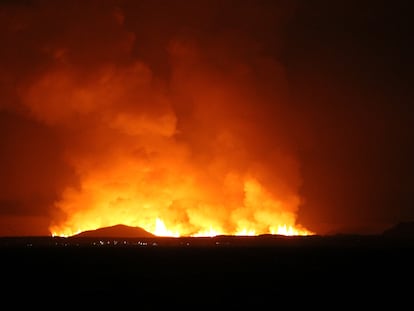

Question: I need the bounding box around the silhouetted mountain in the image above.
[382,221,414,237]
[73,224,155,238]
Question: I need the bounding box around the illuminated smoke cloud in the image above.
[1,1,312,236]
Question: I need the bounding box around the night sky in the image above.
[0,0,413,236]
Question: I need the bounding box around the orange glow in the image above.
[154,218,180,237]
[50,174,313,237]
[32,40,315,238]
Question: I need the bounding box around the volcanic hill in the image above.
[73,224,155,238]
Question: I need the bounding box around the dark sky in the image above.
[0,0,413,236]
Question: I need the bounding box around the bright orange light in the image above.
[41,42,315,239]
[50,175,314,237]
[154,218,180,237]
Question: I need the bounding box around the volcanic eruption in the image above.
[2,1,313,237]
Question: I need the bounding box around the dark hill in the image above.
[382,221,414,238]
[72,224,155,238]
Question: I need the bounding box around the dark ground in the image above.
[1,234,413,308]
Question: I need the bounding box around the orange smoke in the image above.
[14,4,313,237]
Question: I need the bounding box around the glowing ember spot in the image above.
[154,218,179,237]
[192,227,221,237]
[51,229,81,238]
[235,229,256,236]
[271,225,312,236]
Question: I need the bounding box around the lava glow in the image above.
[12,4,315,238]
[50,175,314,237]
[154,218,180,237]
[44,63,315,238]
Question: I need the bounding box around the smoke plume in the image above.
[1,0,313,236]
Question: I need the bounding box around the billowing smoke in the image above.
[0,0,312,236]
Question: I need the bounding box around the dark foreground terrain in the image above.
[1,233,413,307]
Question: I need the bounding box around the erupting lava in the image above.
[43,66,314,237]
[10,4,314,238]
[43,53,314,238]
[50,173,313,237]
